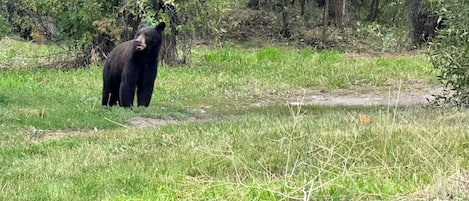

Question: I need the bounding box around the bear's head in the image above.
[134,22,166,51]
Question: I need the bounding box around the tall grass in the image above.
[0,44,436,131]
[200,45,435,91]
[0,40,465,200]
[1,106,467,200]
[0,37,66,70]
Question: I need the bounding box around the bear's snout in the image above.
[135,35,147,51]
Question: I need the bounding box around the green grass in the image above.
[0,37,66,70]
[1,39,467,200]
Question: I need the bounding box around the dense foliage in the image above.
[430,0,469,106]
[0,0,447,67]
[407,0,444,45]
[0,0,230,66]
[0,5,10,38]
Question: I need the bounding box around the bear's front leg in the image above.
[137,88,154,107]
[119,83,136,107]
[137,69,157,107]
[119,75,138,108]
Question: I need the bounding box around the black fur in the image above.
[102,22,166,108]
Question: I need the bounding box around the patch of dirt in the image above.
[128,117,178,128]
[284,87,441,107]
[128,108,215,128]
[28,127,97,143]
[346,49,425,58]
[131,87,443,128]
[29,86,443,142]
[249,85,443,107]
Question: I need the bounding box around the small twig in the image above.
[392,80,402,124]
[41,107,45,119]
[104,117,130,128]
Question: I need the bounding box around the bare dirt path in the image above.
[249,50,440,107]
[30,86,442,142]
[130,86,442,128]
[284,87,441,107]
[249,85,442,107]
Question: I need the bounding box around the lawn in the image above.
[0,38,468,200]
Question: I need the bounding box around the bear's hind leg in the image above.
[102,87,119,106]
[108,90,119,106]
[102,77,120,106]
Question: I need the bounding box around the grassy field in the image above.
[1,38,468,200]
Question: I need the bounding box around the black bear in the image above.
[102,22,166,108]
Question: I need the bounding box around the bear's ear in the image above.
[155,22,166,32]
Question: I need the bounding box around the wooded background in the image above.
[0,0,445,65]
[0,0,467,105]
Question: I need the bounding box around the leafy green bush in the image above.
[430,1,469,106]
[1,0,231,68]
[352,22,412,52]
[0,16,10,38]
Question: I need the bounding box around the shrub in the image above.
[430,1,469,107]
[1,0,230,68]
[0,16,10,38]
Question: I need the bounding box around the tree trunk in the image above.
[280,0,291,37]
[366,0,379,22]
[322,0,329,42]
[323,0,329,27]
[300,0,306,15]
[247,0,260,9]
[161,24,181,66]
[407,0,442,45]
[327,0,347,27]
[152,0,185,66]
